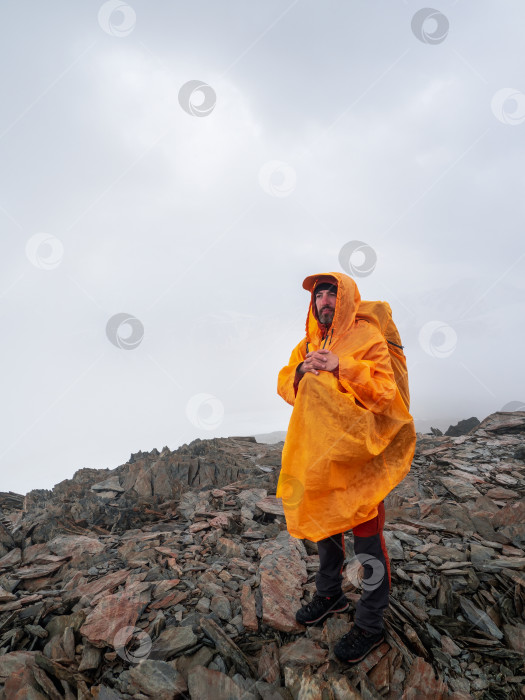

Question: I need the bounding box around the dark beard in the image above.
[319,309,334,324]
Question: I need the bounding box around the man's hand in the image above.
[298,349,339,376]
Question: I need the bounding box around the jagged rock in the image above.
[1,412,524,699]
[445,417,480,436]
[240,583,258,631]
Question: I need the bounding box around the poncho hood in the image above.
[302,272,361,346]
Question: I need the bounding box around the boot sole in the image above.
[336,634,385,664]
[296,601,350,626]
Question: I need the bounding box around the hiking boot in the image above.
[334,623,385,664]
[295,592,349,626]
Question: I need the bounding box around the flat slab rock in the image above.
[150,625,197,660]
[258,531,307,633]
[438,476,482,501]
[279,638,327,666]
[255,495,285,516]
[80,587,148,648]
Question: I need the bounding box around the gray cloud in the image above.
[1,1,524,492]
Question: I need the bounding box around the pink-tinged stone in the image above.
[133,466,153,497]
[279,638,327,667]
[3,667,47,700]
[259,533,307,633]
[401,656,448,699]
[0,585,17,603]
[208,513,231,529]
[151,463,173,498]
[368,648,395,693]
[503,623,525,653]
[491,498,525,527]
[14,561,65,579]
[189,521,211,533]
[148,591,187,610]
[152,579,181,599]
[257,641,280,684]
[63,569,129,604]
[0,650,36,681]
[502,544,524,557]
[0,594,43,612]
[486,487,519,499]
[187,665,255,700]
[0,547,21,568]
[355,642,390,674]
[80,588,148,648]
[21,543,49,564]
[441,635,462,656]
[216,537,244,558]
[48,535,105,559]
[240,584,258,631]
[128,659,188,699]
[256,496,285,516]
[212,489,227,497]
[154,546,180,559]
[228,558,256,573]
[326,676,362,699]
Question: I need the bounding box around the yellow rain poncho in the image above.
[276,272,416,542]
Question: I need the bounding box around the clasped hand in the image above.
[298,348,339,376]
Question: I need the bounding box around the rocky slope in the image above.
[0,413,524,699]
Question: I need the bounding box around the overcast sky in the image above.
[2,1,524,495]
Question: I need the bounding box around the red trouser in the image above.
[315,500,391,634]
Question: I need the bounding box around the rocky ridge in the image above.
[0,412,524,699]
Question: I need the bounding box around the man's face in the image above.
[315,286,337,325]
